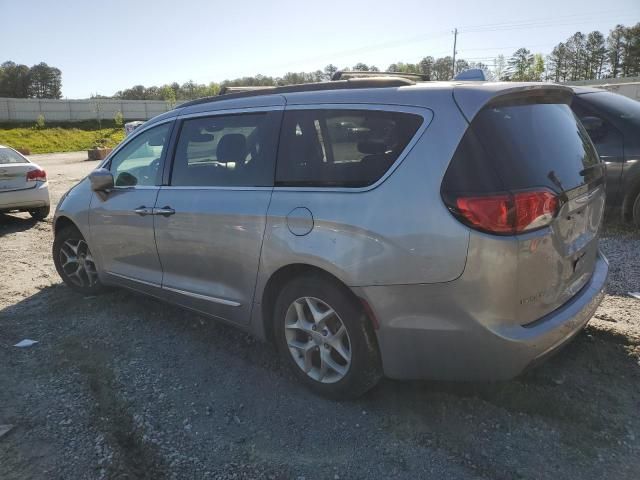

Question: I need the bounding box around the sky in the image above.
[1,0,639,99]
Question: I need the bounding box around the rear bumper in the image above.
[355,251,609,381]
[0,183,50,211]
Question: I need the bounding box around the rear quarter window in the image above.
[276,109,423,188]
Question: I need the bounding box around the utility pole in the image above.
[452,28,458,79]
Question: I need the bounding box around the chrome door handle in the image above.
[133,206,153,216]
[153,206,175,217]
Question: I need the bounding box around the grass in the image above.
[0,120,126,154]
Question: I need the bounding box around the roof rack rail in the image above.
[178,77,416,108]
[332,70,429,82]
[218,85,276,95]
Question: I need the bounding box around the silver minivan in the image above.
[53,78,608,398]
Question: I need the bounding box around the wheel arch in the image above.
[621,172,640,222]
[260,263,373,345]
[53,215,81,236]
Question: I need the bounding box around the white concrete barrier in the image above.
[565,77,640,101]
[0,98,176,122]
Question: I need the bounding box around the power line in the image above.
[272,30,451,70]
[461,16,635,34]
[458,9,635,33]
[271,9,636,72]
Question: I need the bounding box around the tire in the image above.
[53,225,104,294]
[273,274,382,399]
[633,192,640,229]
[29,205,50,221]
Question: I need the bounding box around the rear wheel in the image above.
[29,205,50,221]
[273,275,382,399]
[53,226,103,294]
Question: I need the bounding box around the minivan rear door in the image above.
[449,86,606,324]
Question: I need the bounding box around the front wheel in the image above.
[273,275,382,399]
[53,226,103,294]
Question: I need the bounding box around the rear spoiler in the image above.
[453,83,574,123]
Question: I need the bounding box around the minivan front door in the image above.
[89,121,174,290]
[154,109,282,325]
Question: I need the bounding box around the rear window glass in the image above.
[276,109,423,187]
[442,103,602,195]
[0,148,28,164]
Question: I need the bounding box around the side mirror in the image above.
[580,116,604,133]
[89,168,114,192]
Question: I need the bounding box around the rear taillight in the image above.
[452,190,558,235]
[26,168,47,182]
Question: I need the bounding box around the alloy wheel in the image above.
[284,296,352,384]
[58,238,98,288]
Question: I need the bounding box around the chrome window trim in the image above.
[163,286,241,307]
[177,104,285,121]
[156,103,432,193]
[274,103,434,193]
[159,185,272,192]
[110,185,159,191]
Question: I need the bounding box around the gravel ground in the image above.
[1,152,639,479]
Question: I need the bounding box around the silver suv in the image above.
[53,78,609,398]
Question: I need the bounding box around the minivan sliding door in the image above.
[153,108,283,325]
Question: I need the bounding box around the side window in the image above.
[170,112,280,187]
[276,109,423,187]
[572,100,624,160]
[109,123,171,187]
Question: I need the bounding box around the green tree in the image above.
[0,61,31,97]
[506,48,534,80]
[585,31,607,79]
[607,24,626,77]
[28,62,62,98]
[432,56,453,80]
[621,23,640,77]
[352,62,370,71]
[493,54,507,80]
[455,59,469,76]
[418,56,434,79]
[531,54,545,81]
[323,64,338,80]
[114,111,124,127]
[565,32,587,80]
[160,85,176,105]
[547,43,568,82]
